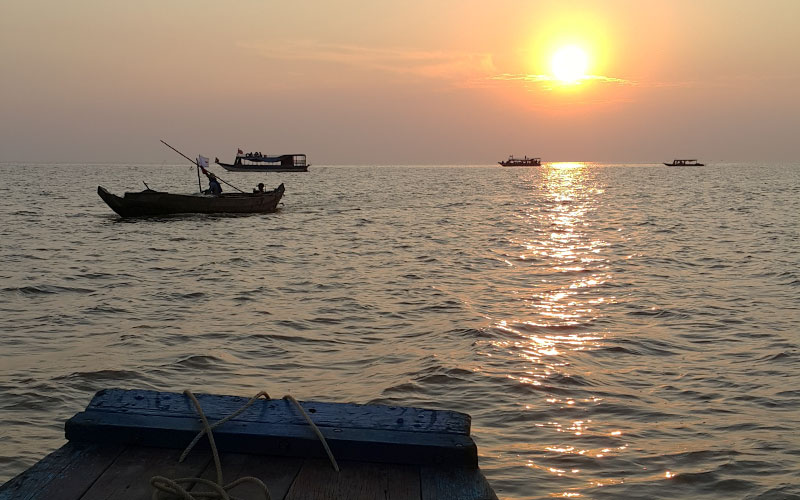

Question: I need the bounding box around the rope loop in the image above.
[149,389,339,499]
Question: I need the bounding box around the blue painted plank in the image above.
[65,409,478,468]
[85,389,471,435]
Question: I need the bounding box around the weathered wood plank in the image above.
[66,410,478,467]
[84,389,471,435]
[192,452,304,500]
[0,442,123,500]
[420,466,498,500]
[3,389,496,499]
[284,459,420,500]
[79,446,210,500]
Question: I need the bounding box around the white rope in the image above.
[149,389,339,499]
[284,395,340,473]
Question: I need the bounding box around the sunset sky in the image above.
[1,0,798,164]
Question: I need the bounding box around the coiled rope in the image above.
[150,389,339,500]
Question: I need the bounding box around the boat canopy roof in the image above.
[237,152,307,162]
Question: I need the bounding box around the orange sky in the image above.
[1,0,798,163]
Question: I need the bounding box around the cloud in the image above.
[240,39,496,82]
[490,73,635,91]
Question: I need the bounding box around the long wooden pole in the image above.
[207,172,245,194]
[160,139,245,193]
[160,139,196,166]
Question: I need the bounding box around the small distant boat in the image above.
[664,159,704,166]
[216,149,309,172]
[98,184,285,218]
[499,155,541,167]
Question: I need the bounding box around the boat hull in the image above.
[498,161,541,167]
[217,162,309,172]
[663,162,704,166]
[97,184,284,217]
[498,156,541,167]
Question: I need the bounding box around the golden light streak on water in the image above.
[487,161,626,493]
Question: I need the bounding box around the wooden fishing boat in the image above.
[499,155,541,167]
[216,151,309,172]
[0,388,498,500]
[663,159,704,166]
[97,183,285,218]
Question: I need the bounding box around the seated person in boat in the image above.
[253,182,265,193]
[204,172,223,195]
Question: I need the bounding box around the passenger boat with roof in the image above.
[215,149,309,172]
[664,159,704,166]
[498,155,541,167]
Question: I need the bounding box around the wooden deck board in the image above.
[1,446,497,500]
[284,459,420,500]
[192,452,304,500]
[420,466,498,500]
[0,442,123,500]
[78,446,210,500]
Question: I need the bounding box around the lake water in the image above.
[1,162,798,499]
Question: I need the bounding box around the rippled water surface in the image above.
[1,162,798,499]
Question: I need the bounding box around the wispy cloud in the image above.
[490,73,635,91]
[240,40,496,81]
[642,73,800,90]
[239,40,651,95]
[490,73,800,91]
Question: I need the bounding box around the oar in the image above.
[160,139,245,193]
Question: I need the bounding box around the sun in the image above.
[551,45,589,84]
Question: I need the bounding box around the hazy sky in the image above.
[1,0,798,164]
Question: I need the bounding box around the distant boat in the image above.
[97,184,285,218]
[498,155,541,167]
[216,150,309,172]
[664,159,704,166]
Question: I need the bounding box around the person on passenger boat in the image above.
[204,172,223,195]
[253,182,265,193]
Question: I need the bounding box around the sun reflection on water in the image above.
[499,162,611,330]
[483,161,624,495]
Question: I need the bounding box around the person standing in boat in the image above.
[253,182,265,193]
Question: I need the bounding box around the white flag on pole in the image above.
[197,155,209,168]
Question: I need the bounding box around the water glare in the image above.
[2,162,799,499]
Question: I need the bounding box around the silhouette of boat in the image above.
[216,149,309,172]
[97,184,284,217]
[498,155,541,167]
[664,159,704,166]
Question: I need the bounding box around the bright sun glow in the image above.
[552,46,589,84]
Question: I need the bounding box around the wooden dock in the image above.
[0,389,497,500]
